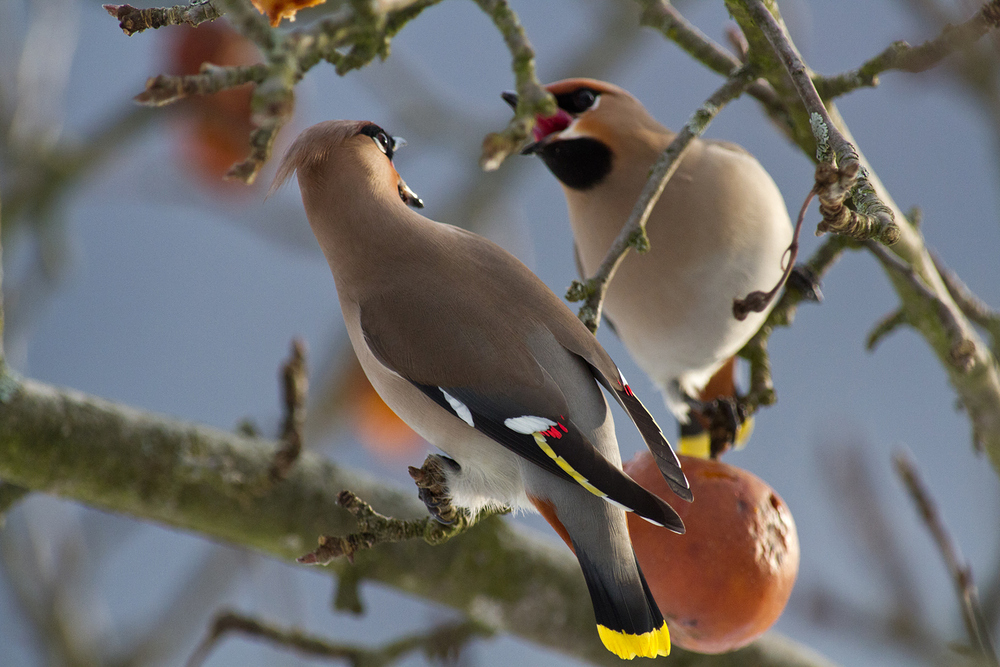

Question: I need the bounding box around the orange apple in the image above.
[624,452,799,653]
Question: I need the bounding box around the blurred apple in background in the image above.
[624,451,799,654]
[166,23,260,192]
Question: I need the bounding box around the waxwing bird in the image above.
[273,120,693,659]
[506,79,793,456]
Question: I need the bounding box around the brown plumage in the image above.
[275,119,692,659]
[514,79,793,452]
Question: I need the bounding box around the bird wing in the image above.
[551,325,693,502]
[358,296,684,532]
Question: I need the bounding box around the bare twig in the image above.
[474,0,555,171]
[866,308,908,352]
[185,609,491,667]
[807,444,936,651]
[893,449,999,664]
[740,0,899,246]
[865,241,977,374]
[297,490,484,565]
[732,180,812,320]
[0,375,844,666]
[634,0,791,135]
[135,64,269,107]
[933,251,1000,357]
[269,338,309,482]
[103,1,224,36]
[566,65,758,332]
[738,235,851,413]
[112,0,443,184]
[816,0,1000,99]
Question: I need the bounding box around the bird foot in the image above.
[409,454,462,525]
[788,263,823,303]
[685,396,748,458]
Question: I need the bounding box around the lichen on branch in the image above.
[739,0,899,246]
[103,1,224,36]
[0,375,839,667]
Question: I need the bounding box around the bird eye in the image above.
[375,131,392,155]
[572,89,597,112]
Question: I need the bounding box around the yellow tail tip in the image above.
[597,622,671,660]
[735,415,754,449]
[678,431,710,459]
[679,415,755,459]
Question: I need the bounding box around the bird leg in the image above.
[787,264,824,303]
[409,454,463,525]
[684,395,747,458]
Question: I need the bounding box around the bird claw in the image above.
[788,264,823,303]
[409,455,461,525]
[685,396,747,458]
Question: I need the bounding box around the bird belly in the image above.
[569,156,791,419]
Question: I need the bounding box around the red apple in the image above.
[624,452,799,653]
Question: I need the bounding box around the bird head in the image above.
[270,120,424,209]
[503,79,658,190]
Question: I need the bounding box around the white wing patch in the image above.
[504,415,557,434]
[440,389,474,427]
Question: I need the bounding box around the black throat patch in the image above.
[538,137,613,190]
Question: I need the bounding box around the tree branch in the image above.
[0,374,838,667]
[893,450,999,664]
[185,610,492,667]
[865,241,977,374]
[566,65,758,332]
[738,0,898,246]
[633,0,792,136]
[932,251,1000,358]
[103,1,225,36]
[269,338,309,482]
[135,64,269,107]
[725,0,1000,481]
[738,236,851,414]
[816,0,1000,99]
[473,0,555,171]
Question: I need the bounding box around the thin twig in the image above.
[185,609,492,667]
[566,65,758,332]
[738,235,851,413]
[933,251,1000,357]
[135,64,269,107]
[269,338,308,482]
[103,1,224,36]
[816,0,1000,99]
[866,308,908,351]
[865,240,977,374]
[634,0,792,135]
[297,490,485,565]
[741,0,899,246]
[893,449,1000,664]
[732,180,813,320]
[474,0,555,171]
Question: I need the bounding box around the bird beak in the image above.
[392,136,407,151]
[398,177,424,209]
[501,91,573,156]
[519,141,541,155]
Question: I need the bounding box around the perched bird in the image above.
[273,120,692,659]
[506,79,793,456]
